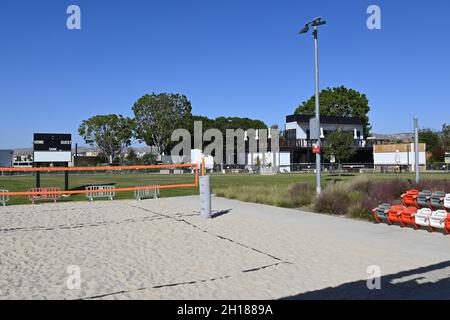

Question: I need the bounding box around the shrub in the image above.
[370,179,410,204]
[350,176,374,194]
[314,182,363,215]
[347,203,371,220]
[288,183,315,207]
[347,196,379,220]
[315,178,413,217]
[415,179,450,193]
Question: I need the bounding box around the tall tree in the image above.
[419,128,445,162]
[133,93,192,154]
[322,129,357,171]
[141,152,158,165]
[78,114,135,163]
[183,115,215,133]
[419,129,441,153]
[125,148,140,165]
[212,117,267,133]
[295,86,371,136]
[441,124,450,151]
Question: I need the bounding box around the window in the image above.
[286,129,296,140]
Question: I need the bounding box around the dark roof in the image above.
[286,114,363,125]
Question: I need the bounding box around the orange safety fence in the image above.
[0,163,199,197]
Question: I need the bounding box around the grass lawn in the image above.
[0,171,449,207]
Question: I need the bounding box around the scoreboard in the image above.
[33,133,72,163]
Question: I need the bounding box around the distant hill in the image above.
[13,148,33,156]
[370,133,414,142]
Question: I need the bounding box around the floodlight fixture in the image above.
[299,17,327,34]
[299,25,309,34]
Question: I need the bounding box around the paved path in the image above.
[1,196,449,299]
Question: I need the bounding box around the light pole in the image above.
[300,17,326,195]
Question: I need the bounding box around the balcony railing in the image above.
[280,139,372,149]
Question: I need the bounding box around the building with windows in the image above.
[281,114,379,165]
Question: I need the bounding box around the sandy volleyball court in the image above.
[1,196,450,300]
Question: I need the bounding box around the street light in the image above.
[299,16,327,195]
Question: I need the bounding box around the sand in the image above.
[1,196,450,300]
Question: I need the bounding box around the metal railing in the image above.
[134,186,160,201]
[280,139,372,149]
[0,190,9,206]
[86,186,116,201]
[290,163,374,173]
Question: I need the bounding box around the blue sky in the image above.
[1,0,449,148]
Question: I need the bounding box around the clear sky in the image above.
[1,0,449,149]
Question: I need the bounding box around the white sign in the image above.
[309,118,320,140]
[34,151,72,163]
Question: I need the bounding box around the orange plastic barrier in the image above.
[374,189,450,234]
[387,205,405,225]
[401,189,419,207]
[0,164,199,198]
[400,206,418,229]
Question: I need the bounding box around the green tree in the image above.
[295,86,371,136]
[419,129,440,152]
[212,117,267,133]
[322,130,357,171]
[442,124,450,151]
[419,128,445,162]
[133,93,192,155]
[183,115,215,134]
[183,115,268,150]
[141,152,158,165]
[125,148,141,165]
[78,114,135,164]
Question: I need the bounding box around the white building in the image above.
[373,143,426,172]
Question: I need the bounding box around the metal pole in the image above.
[64,162,69,191]
[414,118,420,183]
[75,143,78,167]
[314,27,321,195]
[36,163,41,188]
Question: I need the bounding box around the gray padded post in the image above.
[200,176,212,219]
